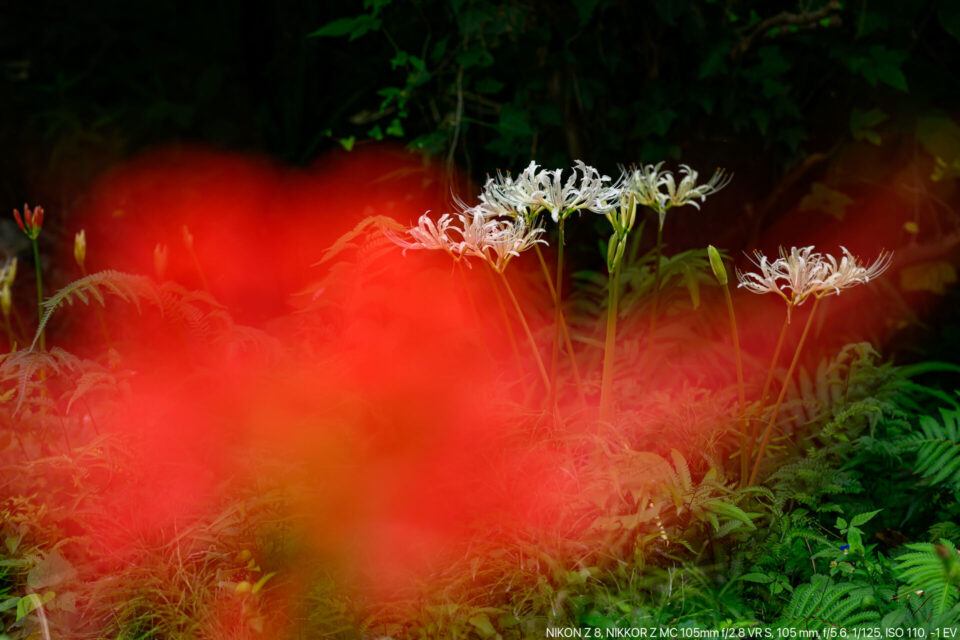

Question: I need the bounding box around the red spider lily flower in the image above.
[13,203,44,239]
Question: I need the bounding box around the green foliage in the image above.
[776,574,881,629]
[906,407,960,490]
[894,540,960,616]
[300,0,956,170]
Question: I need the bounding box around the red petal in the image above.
[12,208,25,233]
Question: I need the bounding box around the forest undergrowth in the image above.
[1,162,959,639]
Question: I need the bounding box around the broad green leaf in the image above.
[799,183,853,220]
[850,108,888,144]
[386,118,404,137]
[739,572,775,583]
[850,509,882,527]
[27,551,76,590]
[474,76,504,94]
[939,0,960,43]
[469,613,497,638]
[572,0,599,26]
[307,15,382,40]
[15,592,54,622]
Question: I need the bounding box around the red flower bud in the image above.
[12,208,25,233]
[33,206,44,230]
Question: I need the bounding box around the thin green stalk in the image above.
[31,238,44,350]
[648,224,664,335]
[742,317,790,487]
[747,297,821,486]
[456,261,482,328]
[549,220,565,406]
[598,262,621,424]
[722,284,747,485]
[534,243,586,407]
[498,269,551,394]
[482,263,523,373]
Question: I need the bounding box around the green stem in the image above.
[549,220,565,406]
[533,243,586,407]
[31,237,44,350]
[599,260,622,424]
[722,284,747,485]
[742,316,789,487]
[648,223,664,335]
[499,269,551,394]
[483,263,523,373]
[747,297,821,486]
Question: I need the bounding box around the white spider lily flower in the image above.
[625,162,670,216]
[386,212,461,256]
[534,160,617,222]
[479,161,546,220]
[737,246,829,321]
[818,247,893,295]
[776,246,829,307]
[464,214,547,272]
[456,205,505,258]
[737,245,891,321]
[662,165,732,210]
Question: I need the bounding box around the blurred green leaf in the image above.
[307,14,382,40]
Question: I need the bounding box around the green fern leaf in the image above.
[894,539,960,616]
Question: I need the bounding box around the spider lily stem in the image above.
[742,317,790,487]
[533,242,586,408]
[483,263,523,374]
[30,237,45,350]
[747,297,821,486]
[598,262,621,424]
[549,220,565,408]
[498,269,551,394]
[648,224,664,335]
[721,283,746,484]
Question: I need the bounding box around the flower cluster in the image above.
[13,203,44,240]
[624,163,732,229]
[737,245,892,316]
[478,160,619,223]
[390,160,732,272]
[386,208,546,273]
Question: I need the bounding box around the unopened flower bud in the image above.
[708,245,728,286]
[1,285,10,318]
[74,230,86,270]
[154,243,168,280]
[2,258,16,288]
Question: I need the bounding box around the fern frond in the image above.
[894,539,960,616]
[906,408,960,489]
[778,575,880,629]
[32,271,162,349]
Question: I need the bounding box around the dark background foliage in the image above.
[2,0,960,354]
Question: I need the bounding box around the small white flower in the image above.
[461,213,547,272]
[482,160,617,223]
[386,212,461,256]
[737,246,829,321]
[662,165,732,210]
[626,162,670,214]
[479,161,545,220]
[737,245,892,321]
[624,163,731,229]
[819,247,893,295]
